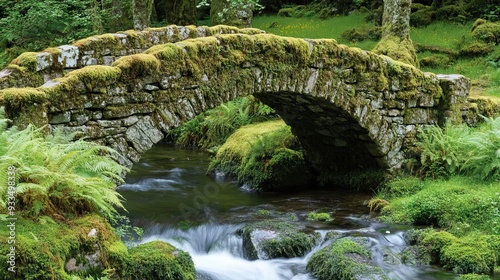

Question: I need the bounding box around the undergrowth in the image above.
[170,96,276,153]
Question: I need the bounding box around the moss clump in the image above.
[209,120,313,191]
[0,87,47,108]
[112,53,160,79]
[63,65,122,92]
[0,214,129,280]
[420,54,453,68]
[459,42,494,57]
[441,240,495,274]
[125,241,195,280]
[306,211,333,222]
[242,220,320,260]
[10,52,38,71]
[373,35,419,67]
[471,21,500,44]
[307,238,388,280]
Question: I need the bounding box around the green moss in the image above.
[0,214,128,280]
[0,87,47,108]
[11,52,38,71]
[373,35,419,67]
[65,65,122,91]
[242,220,320,259]
[125,241,195,280]
[471,21,500,44]
[419,230,458,263]
[457,274,491,280]
[307,238,388,280]
[306,211,333,222]
[112,54,160,79]
[209,120,312,191]
[73,34,120,50]
[459,42,494,57]
[441,238,495,274]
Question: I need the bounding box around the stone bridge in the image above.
[0,25,470,185]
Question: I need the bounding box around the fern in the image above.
[0,112,127,220]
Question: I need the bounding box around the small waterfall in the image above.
[140,224,317,280]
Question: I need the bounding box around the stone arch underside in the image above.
[0,32,466,186]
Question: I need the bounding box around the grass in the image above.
[410,21,472,49]
[252,13,379,50]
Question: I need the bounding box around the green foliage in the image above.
[209,120,312,191]
[0,0,133,67]
[0,110,127,220]
[472,21,500,44]
[417,117,500,181]
[125,241,196,280]
[171,96,276,153]
[306,211,333,222]
[379,176,500,235]
[111,215,144,248]
[458,274,491,280]
[415,230,499,275]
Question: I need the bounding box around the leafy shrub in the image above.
[410,5,436,27]
[171,96,276,153]
[417,117,500,181]
[0,110,126,220]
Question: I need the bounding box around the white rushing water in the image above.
[140,224,317,280]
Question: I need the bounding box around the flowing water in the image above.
[118,144,459,280]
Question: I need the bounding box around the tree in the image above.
[373,0,418,67]
[155,0,197,26]
[132,0,154,29]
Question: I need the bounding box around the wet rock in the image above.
[241,220,321,260]
[307,237,389,280]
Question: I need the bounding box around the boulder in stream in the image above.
[307,237,389,280]
[241,220,321,260]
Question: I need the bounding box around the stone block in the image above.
[49,111,71,124]
[36,52,53,71]
[58,45,79,68]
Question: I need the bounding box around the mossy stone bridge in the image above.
[0,25,470,185]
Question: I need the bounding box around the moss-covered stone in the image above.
[241,220,320,260]
[306,211,333,222]
[125,241,195,280]
[307,238,389,280]
[209,120,313,191]
[0,214,129,280]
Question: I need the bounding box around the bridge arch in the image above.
[0,31,470,185]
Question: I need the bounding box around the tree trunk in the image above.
[132,0,153,30]
[158,0,197,25]
[373,0,418,67]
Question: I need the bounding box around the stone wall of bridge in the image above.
[0,31,471,185]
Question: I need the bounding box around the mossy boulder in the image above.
[472,21,500,44]
[125,241,195,280]
[209,120,313,191]
[241,220,321,260]
[0,214,129,280]
[307,237,388,280]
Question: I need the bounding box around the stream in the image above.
[118,144,457,280]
